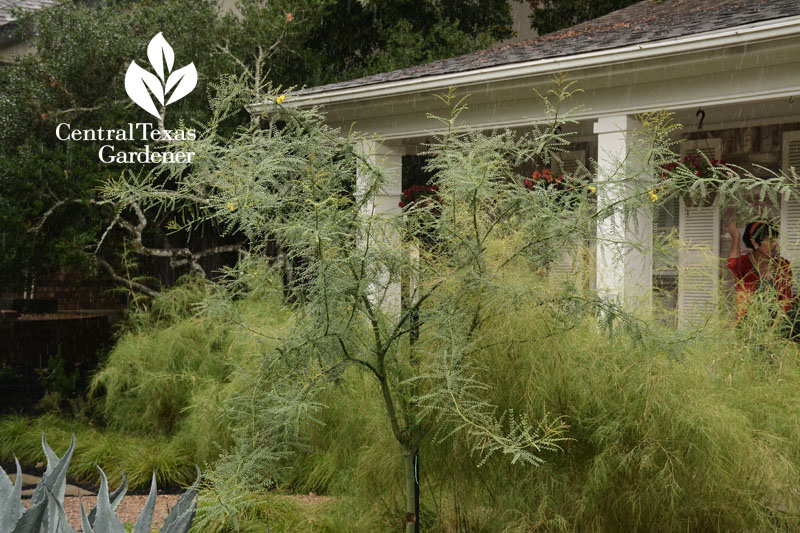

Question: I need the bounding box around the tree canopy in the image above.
[0,0,514,293]
[527,0,641,35]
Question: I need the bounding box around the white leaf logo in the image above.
[147,32,174,82]
[125,33,197,119]
[165,63,198,105]
[125,62,163,117]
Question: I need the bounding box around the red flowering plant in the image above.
[524,169,566,191]
[399,184,442,212]
[656,153,732,205]
[399,184,442,244]
[523,167,586,209]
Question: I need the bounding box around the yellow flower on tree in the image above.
[648,190,658,202]
[226,202,236,212]
[275,94,286,105]
[588,185,596,194]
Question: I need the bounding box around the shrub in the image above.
[90,277,289,465]
[279,280,800,531]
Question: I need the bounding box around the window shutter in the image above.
[677,138,721,325]
[780,131,800,273]
[654,196,679,273]
[550,150,587,281]
[678,203,721,324]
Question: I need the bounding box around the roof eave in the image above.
[249,15,800,116]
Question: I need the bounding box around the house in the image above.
[0,0,56,63]
[253,0,800,324]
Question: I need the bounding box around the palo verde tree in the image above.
[99,72,725,530]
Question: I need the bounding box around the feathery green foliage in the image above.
[102,70,800,530]
[90,276,289,458]
[102,74,673,530]
[269,294,800,531]
[0,416,195,490]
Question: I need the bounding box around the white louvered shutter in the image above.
[550,150,587,281]
[678,138,722,326]
[781,131,800,274]
[653,196,680,317]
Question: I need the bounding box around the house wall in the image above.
[0,40,31,62]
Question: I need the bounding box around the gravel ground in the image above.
[26,494,182,529]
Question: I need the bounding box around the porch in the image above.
[255,11,800,324]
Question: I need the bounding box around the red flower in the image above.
[399,184,443,209]
[528,168,566,190]
[659,153,730,185]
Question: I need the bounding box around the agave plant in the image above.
[0,434,199,533]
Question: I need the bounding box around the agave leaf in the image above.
[80,501,93,533]
[0,457,24,531]
[41,433,59,478]
[46,490,77,533]
[131,473,157,533]
[0,459,12,501]
[88,473,127,527]
[159,467,200,533]
[10,498,47,533]
[90,467,126,533]
[31,434,75,505]
[30,433,75,532]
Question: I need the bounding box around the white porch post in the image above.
[356,139,405,315]
[593,115,653,311]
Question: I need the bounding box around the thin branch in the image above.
[114,202,244,276]
[95,256,160,298]
[45,103,113,119]
[29,198,112,234]
[337,336,380,379]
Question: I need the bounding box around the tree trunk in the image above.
[414,452,420,533]
[404,449,417,533]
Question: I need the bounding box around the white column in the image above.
[356,139,405,316]
[593,115,653,311]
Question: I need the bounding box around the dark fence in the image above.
[0,309,114,414]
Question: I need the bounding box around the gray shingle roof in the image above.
[300,0,800,96]
[0,0,57,27]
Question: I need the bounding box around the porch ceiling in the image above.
[387,96,800,164]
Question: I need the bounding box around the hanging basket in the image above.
[683,190,717,208]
